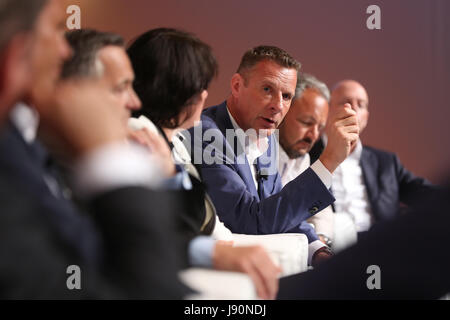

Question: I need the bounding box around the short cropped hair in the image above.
[295,73,330,102]
[128,28,218,129]
[61,29,125,80]
[0,0,47,51]
[237,45,301,83]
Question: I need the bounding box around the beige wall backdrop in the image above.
[70,0,450,183]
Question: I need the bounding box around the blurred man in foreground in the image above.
[0,0,189,298]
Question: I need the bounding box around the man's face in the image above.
[95,45,142,125]
[49,45,140,142]
[279,88,329,159]
[0,0,70,123]
[330,80,369,133]
[28,0,72,108]
[231,60,297,135]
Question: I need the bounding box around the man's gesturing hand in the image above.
[319,103,359,173]
[213,243,281,300]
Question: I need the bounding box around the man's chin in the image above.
[285,148,307,159]
[249,126,275,137]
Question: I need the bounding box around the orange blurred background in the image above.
[69,0,450,183]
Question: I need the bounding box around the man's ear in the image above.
[0,51,6,94]
[199,89,208,108]
[364,110,370,127]
[0,33,32,103]
[189,89,208,112]
[358,109,370,133]
[0,34,33,116]
[230,73,244,98]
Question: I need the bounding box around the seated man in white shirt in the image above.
[309,80,435,245]
[278,73,334,247]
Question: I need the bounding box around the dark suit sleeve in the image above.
[308,138,325,164]
[0,177,191,299]
[0,181,85,299]
[278,186,450,299]
[192,119,334,235]
[393,153,438,205]
[202,162,333,235]
[90,187,192,299]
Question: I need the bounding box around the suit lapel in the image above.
[214,102,233,138]
[360,146,379,212]
[258,133,279,198]
[0,121,47,179]
[214,103,259,199]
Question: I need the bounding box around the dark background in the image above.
[69,0,450,183]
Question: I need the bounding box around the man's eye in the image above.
[263,87,270,93]
[113,86,126,93]
[299,120,309,125]
[282,94,292,100]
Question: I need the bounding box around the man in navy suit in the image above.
[309,80,435,235]
[0,1,189,298]
[0,29,144,267]
[189,46,360,266]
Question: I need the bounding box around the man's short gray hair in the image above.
[0,0,47,51]
[294,73,330,102]
[237,45,301,84]
[61,29,125,80]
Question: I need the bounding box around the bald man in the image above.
[309,80,436,238]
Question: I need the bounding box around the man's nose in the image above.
[270,93,284,113]
[350,100,360,112]
[59,36,73,61]
[306,125,320,143]
[127,88,142,111]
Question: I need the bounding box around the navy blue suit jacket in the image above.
[0,122,101,266]
[360,145,435,221]
[310,138,435,222]
[0,122,191,298]
[187,102,335,242]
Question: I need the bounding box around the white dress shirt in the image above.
[10,103,40,144]
[227,108,330,263]
[332,140,373,232]
[278,147,311,187]
[278,146,335,240]
[226,108,269,187]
